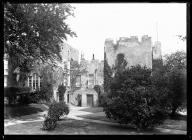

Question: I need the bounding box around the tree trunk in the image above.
[7,56,18,87]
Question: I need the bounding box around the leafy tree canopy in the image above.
[4,3,77,72]
[164,51,186,72]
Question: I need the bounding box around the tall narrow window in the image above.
[40,77,42,89]
[28,73,41,90]
[29,76,32,88]
[33,74,36,90]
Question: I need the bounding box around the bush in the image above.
[47,101,69,121]
[4,87,31,97]
[4,87,31,104]
[103,65,167,130]
[42,101,69,130]
[42,115,57,131]
[163,51,186,116]
[58,84,66,102]
[94,85,101,95]
[98,93,107,107]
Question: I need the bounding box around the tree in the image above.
[113,53,127,75]
[39,64,66,101]
[103,65,167,130]
[176,35,186,41]
[164,51,187,116]
[104,52,113,94]
[4,3,77,86]
[58,84,66,102]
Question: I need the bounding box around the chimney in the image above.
[93,54,95,60]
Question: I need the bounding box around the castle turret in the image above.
[152,41,162,60]
[152,41,163,72]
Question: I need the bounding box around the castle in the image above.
[104,35,162,70]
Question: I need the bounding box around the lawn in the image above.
[78,112,187,131]
[78,107,103,113]
[4,103,48,119]
[4,118,186,135]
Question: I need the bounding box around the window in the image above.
[28,73,41,90]
[39,77,42,88]
[29,76,32,88]
[33,74,36,90]
[76,75,81,87]
[88,74,94,88]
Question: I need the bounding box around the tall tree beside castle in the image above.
[104,52,112,93]
[4,3,76,86]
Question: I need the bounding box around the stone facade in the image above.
[60,42,79,62]
[68,54,103,107]
[80,54,103,88]
[104,35,162,70]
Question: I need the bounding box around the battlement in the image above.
[104,35,160,70]
[105,35,151,50]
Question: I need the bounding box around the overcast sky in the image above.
[66,3,186,61]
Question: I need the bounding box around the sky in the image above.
[66,3,186,61]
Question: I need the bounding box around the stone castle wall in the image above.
[61,42,79,62]
[80,57,104,88]
[104,35,161,69]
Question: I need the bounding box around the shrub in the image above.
[94,85,101,95]
[94,85,104,106]
[103,65,167,130]
[42,115,57,131]
[4,87,31,104]
[39,85,54,102]
[98,93,107,107]
[58,84,66,102]
[4,87,31,97]
[42,101,69,130]
[166,69,186,116]
[163,51,186,116]
[47,101,69,121]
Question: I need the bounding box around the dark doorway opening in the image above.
[87,94,93,107]
[67,94,70,103]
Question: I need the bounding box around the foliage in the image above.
[94,85,104,106]
[163,51,187,116]
[27,87,53,103]
[70,60,81,89]
[58,84,66,102]
[70,60,88,90]
[39,64,65,101]
[4,87,31,97]
[164,51,186,72]
[176,35,186,41]
[77,94,82,106]
[152,59,163,72]
[93,85,102,95]
[4,87,31,104]
[4,3,76,86]
[42,115,57,131]
[104,52,113,94]
[113,53,127,74]
[98,93,107,107]
[103,65,167,130]
[47,101,69,121]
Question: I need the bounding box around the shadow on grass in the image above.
[169,113,187,121]
[4,104,47,119]
[78,107,103,113]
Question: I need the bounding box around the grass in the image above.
[4,103,48,119]
[5,118,186,135]
[78,114,118,123]
[78,112,187,131]
[78,107,103,113]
